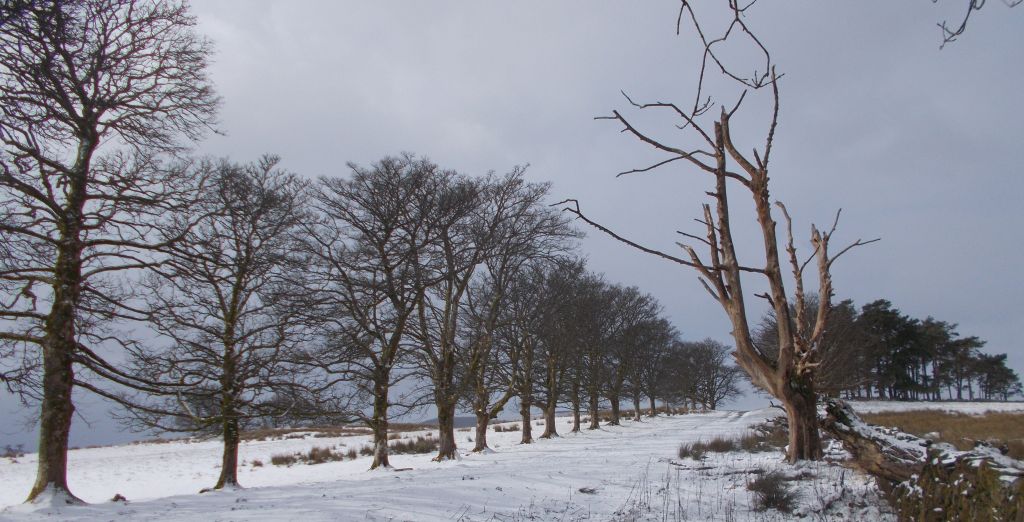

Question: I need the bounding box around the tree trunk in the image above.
[433,401,458,460]
[27,234,84,504]
[519,392,532,444]
[541,404,558,439]
[472,411,489,452]
[608,393,621,425]
[632,394,642,421]
[571,399,581,432]
[27,339,77,503]
[587,392,600,430]
[214,415,240,489]
[570,379,581,432]
[370,384,391,469]
[648,395,657,417]
[779,376,822,462]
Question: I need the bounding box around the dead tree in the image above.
[935,0,1022,48]
[0,0,218,503]
[562,1,876,462]
[122,157,309,491]
[301,155,440,469]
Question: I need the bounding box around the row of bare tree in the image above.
[0,1,745,501]
[4,143,742,495]
[117,153,743,486]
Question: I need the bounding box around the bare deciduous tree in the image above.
[683,338,744,410]
[624,317,676,419]
[122,157,309,491]
[562,1,876,462]
[496,262,550,444]
[459,191,576,452]
[600,286,660,426]
[301,155,440,469]
[531,259,586,438]
[0,0,217,502]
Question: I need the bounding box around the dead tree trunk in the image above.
[566,11,876,457]
[820,398,925,483]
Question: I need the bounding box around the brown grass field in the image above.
[860,409,1024,459]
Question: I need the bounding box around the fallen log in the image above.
[821,398,1024,521]
[820,398,929,483]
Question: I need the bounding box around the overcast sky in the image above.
[2,1,1021,450]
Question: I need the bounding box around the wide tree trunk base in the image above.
[778,381,822,462]
[25,484,84,506]
[431,451,461,462]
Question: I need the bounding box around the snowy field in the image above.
[0,407,900,521]
[844,400,1024,415]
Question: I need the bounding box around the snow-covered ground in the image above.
[0,408,894,521]
[845,400,1024,415]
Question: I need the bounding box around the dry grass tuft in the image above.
[678,436,739,460]
[861,409,1024,459]
[270,446,347,466]
[270,453,298,466]
[241,426,372,442]
[390,435,438,454]
[3,445,25,459]
[739,421,789,453]
[747,471,797,513]
[306,446,345,464]
[678,442,706,460]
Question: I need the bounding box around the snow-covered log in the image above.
[821,398,929,483]
[822,398,1024,520]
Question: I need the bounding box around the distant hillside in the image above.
[419,416,478,428]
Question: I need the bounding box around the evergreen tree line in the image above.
[755,299,1021,402]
